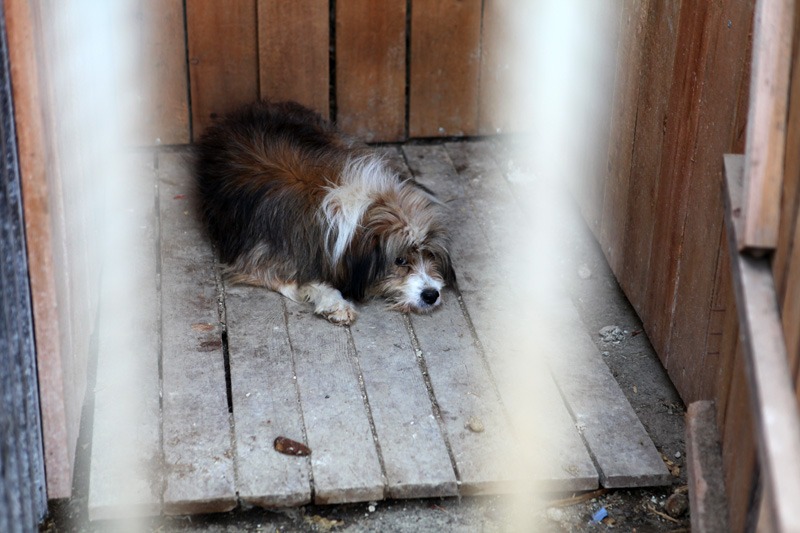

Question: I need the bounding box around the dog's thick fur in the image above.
[193,101,454,324]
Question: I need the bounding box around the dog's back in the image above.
[194,101,361,271]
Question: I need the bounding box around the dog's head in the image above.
[338,179,455,313]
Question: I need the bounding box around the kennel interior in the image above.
[2,1,800,531]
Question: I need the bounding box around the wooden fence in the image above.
[594,1,800,530]
[139,0,515,145]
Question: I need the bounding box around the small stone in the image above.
[368,504,376,513]
[599,325,626,343]
[674,451,681,459]
[466,416,485,433]
[664,493,688,518]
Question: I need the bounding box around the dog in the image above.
[193,101,454,325]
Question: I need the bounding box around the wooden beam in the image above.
[722,154,800,531]
[740,0,795,252]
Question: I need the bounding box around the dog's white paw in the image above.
[320,302,357,325]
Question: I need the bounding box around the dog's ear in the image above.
[342,242,385,301]
[442,252,457,286]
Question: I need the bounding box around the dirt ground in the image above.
[44,198,689,533]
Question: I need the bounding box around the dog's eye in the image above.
[394,257,408,266]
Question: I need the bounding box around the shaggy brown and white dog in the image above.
[194,101,454,325]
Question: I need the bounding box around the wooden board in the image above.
[723,153,800,532]
[740,0,795,251]
[600,0,650,275]
[349,300,458,498]
[224,285,312,507]
[335,0,405,142]
[158,152,237,514]
[257,0,329,117]
[136,0,189,145]
[773,4,800,300]
[408,0,482,138]
[88,155,161,520]
[4,0,71,499]
[409,293,515,494]
[617,1,681,310]
[186,0,258,139]
[546,303,672,488]
[284,300,385,504]
[405,142,597,491]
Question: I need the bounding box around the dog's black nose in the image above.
[421,288,439,305]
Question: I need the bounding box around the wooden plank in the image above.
[349,300,458,499]
[600,0,650,275]
[720,346,758,533]
[186,0,258,140]
[402,144,495,292]
[686,401,730,533]
[408,0,481,138]
[158,152,237,514]
[257,0,329,117]
[224,285,312,507]
[477,0,511,135]
[4,0,71,498]
[136,0,190,145]
[643,1,713,354]
[546,302,672,488]
[618,0,682,314]
[284,300,385,504]
[405,143,597,491]
[409,294,515,494]
[88,155,161,520]
[773,4,800,300]
[740,0,795,252]
[646,1,753,401]
[723,153,800,532]
[335,0,405,142]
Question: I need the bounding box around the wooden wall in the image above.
[141,0,513,144]
[596,1,800,530]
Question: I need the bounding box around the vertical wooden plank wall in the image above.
[594,1,800,529]
[143,0,527,143]
[258,1,329,119]
[408,0,482,138]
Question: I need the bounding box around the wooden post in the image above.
[723,154,800,532]
[740,0,795,253]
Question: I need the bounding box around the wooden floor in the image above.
[88,141,670,520]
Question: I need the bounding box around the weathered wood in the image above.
[349,299,458,499]
[402,144,495,292]
[740,0,795,252]
[618,0,682,312]
[158,152,237,514]
[4,0,71,498]
[0,10,47,523]
[663,0,754,402]
[335,0,405,142]
[546,302,672,488]
[772,4,800,302]
[284,300,385,504]
[136,0,189,145]
[408,0,481,138]
[88,155,161,520]
[257,0,329,117]
[723,153,800,532]
[600,0,650,275]
[409,293,515,494]
[186,0,258,139]
[686,401,730,533]
[720,346,758,533]
[405,142,598,491]
[224,285,312,507]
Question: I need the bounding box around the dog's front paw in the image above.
[319,301,357,325]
